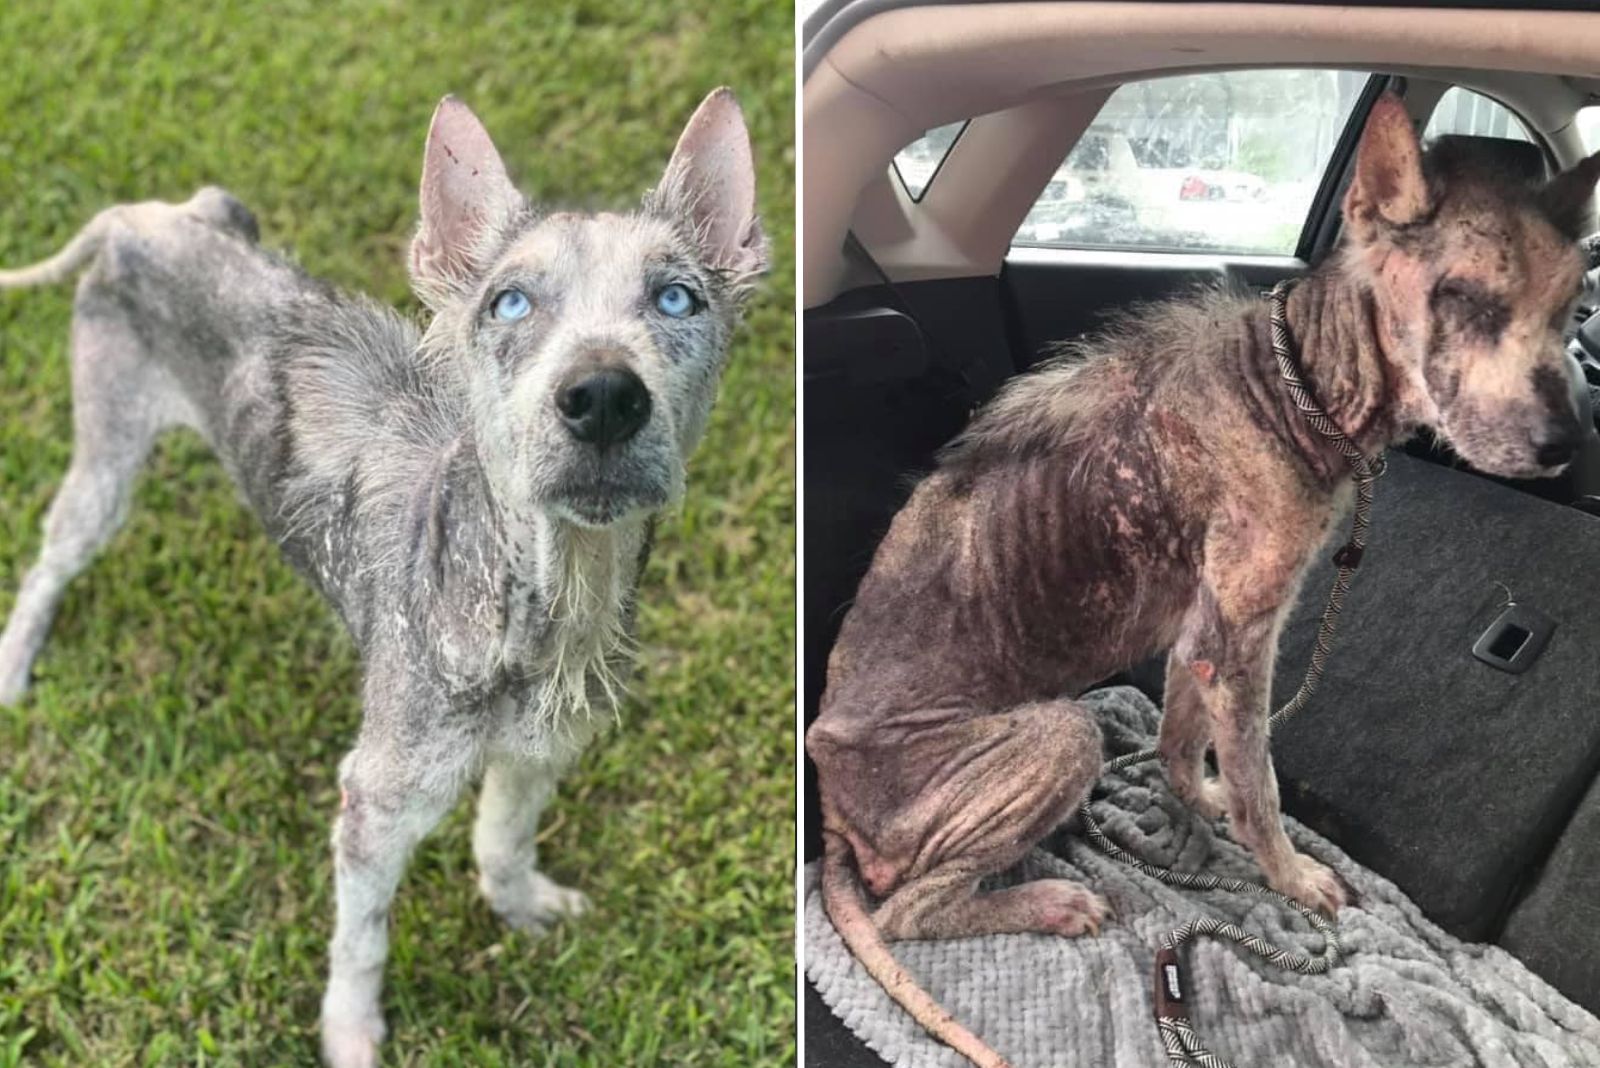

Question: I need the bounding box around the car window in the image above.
[1014,70,1372,255]
[1423,87,1533,143]
[892,121,966,200]
[1578,107,1600,153]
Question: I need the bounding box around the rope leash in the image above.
[1079,279,1385,1068]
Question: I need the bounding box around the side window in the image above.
[1424,87,1533,143]
[1576,106,1600,153]
[892,122,966,201]
[1014,70,1372,255]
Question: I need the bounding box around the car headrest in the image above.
[1427,134,1549,185]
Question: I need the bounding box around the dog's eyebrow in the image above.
[644,250,701,275]
[471,269,554,322]
[480,270,531,297]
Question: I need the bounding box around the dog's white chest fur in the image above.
[488,519,643,762]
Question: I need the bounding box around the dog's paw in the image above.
[320,999,385,1068]
[1272,853,1348,917]
[1033,880,1113,938]
[484,870,591,934]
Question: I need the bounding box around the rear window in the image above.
[1580,107,1600,153]
[1423,87,1533,143]
[1014,70,1372,255]
[892,122,966,200]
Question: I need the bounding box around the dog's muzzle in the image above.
[555,366,652,449]
[1529,355,1591,471]
[544,364,673,527]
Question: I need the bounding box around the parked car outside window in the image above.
[1003,70,1370,254]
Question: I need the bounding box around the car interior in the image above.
[801,3,1600,1063]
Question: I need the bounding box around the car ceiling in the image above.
[802,2,1600,307]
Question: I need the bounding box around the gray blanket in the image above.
[804,687,1600,1067]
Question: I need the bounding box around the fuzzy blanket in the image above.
[804,687,1600,1067]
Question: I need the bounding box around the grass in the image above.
[0,2,795,1065]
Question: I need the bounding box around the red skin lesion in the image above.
[1189,658,1216,685]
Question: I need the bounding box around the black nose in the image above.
[1534,426,1583,468]
[556,367,651,447]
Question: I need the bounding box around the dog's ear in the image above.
[1539,150,1600,240]
[1344,93,1432,242]
[410,96,523,308]
[655,87,768,284]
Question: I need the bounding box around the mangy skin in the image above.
[0,91,767,1068]
[807,96,1600,1068]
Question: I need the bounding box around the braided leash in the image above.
[1079,278,1384,1068]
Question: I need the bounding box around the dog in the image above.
[806,94,1600,1066]
[0,88,767,1067]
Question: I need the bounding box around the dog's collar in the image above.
[1267,278,1385,568]
[1267,279,1387,482]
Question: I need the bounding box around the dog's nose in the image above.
[556,367,651,447]
[1534,425,1583,468]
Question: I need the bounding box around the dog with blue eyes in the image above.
[0,89,767,1067]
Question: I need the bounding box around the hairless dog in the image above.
[808,95,1600,1066]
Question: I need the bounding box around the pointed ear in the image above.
[655,88,767,283]
[1343,93,1432,241]
[409,96,522,307]
[1539,150,1600,240]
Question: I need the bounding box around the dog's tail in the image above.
[819,830,1013,1068]
[0,210,114,290]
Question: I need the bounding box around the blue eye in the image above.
[491,288,531,322]
[655,283,697,318]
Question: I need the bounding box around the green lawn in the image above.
[0,3,795,1065]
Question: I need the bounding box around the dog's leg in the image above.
[0,316,161,704]
[1158,648,1227,820]
[320,741,464,1068]
[472,756,590,932]
[1206,653,1344,913]
[874,863,1109,941]
[1175,579,1346,915]
[811,697,1109,942]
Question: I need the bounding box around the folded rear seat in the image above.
[1270,452,1600,1002]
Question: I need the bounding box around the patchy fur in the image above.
[807,93,1600,1066]
[0,89,767,1068]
